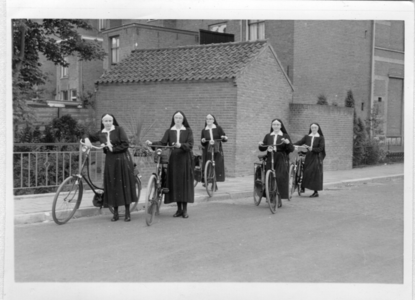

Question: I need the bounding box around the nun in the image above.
[83,113,138,221]
[258,118,294,206]
[146,111,195,218]
[200,114,228,190]
[294,123,326,197]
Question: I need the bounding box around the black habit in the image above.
[294,135,326,191]
[200,125,227,182]
[154,128,195,204]
[87,126,138,207]
[259,133,294,199]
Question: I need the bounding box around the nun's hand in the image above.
[209,140,215,145]
[174,142,181,148]
[267,146,274,152]
[201,138,206,143]
[145,140,152,145]
[221,135,228,141]
[258,141,264,146]
[282,138,290,144]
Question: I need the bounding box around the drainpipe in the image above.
[369,20,376,139]
[240,20,243,41]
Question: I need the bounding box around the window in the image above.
[110,36,120,64]
[71,90,77,101]
[248,20,265,41]
[61,90,69,101]
[61,58,68,77]
[99,19,106,30]
[209,23,227,33]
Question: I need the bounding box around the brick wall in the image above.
[235,46,293,176]
[289,104,354,171]
[293,21,372,122]
[95,80,237,183]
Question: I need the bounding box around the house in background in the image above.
[95,40,295,177]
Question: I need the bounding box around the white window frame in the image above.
[209,23,227,33]
[99,19,106,31]
[247,20,265,41]
[110,36,120,65]
[71,89,77,101]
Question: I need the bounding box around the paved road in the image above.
[15,177,403,283]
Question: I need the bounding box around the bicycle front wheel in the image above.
[145,175,158,226]
[204,160,216,197]
[52,176,83,225]
[108,176,141,216]
[288,164,295,201]
[296,160,303,196]
[265,170,280,214]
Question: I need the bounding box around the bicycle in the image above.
[52,141,141,225]
[253,141,287,214]
[144,145,176,226]
[203,138,224,197]
[193,145,204,187]
[294,145,307,196]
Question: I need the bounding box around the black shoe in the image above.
[173,210,183,217]
[300,188,305,193]
[124,213,131,222]
[162,188,169,194]
[182,211,189,218]
[310,192,319,198]
[111,214,119,222]
[278,200,282,208]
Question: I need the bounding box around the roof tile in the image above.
[97,40,268,84]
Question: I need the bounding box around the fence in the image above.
[13,143,105,195]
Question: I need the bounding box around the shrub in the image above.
[362,139,387,165]
[317,94,328,105]
[353,114,366,166]
[345,90,355,108]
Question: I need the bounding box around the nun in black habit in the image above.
[83,113,138,222]
[201,114,228,189]
[146,111,195,218]
[293,123,326,197]
[258,118,294,206]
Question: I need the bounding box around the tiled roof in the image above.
[96,40,268,84]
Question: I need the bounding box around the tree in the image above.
[344,89,355,108]
[353,113,366,166]
[12,19,107,124]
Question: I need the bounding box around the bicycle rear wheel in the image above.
[265,170,280,214]
[108,175,141,216]
[204,160,216,197]
[288,164,295,201]
[52,176,83,225]
[145,175,158,226]
[253,164,263,206]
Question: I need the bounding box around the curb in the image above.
[15,174,403,225]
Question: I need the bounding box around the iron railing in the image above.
[13,143,105,194]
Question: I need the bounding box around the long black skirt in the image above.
[103,151,138,207]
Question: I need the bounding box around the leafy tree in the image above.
[12,19,106,125]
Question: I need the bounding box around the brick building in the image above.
[110,19,403,145]
[95,40,294,177]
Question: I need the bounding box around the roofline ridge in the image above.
[131,39,269,53]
